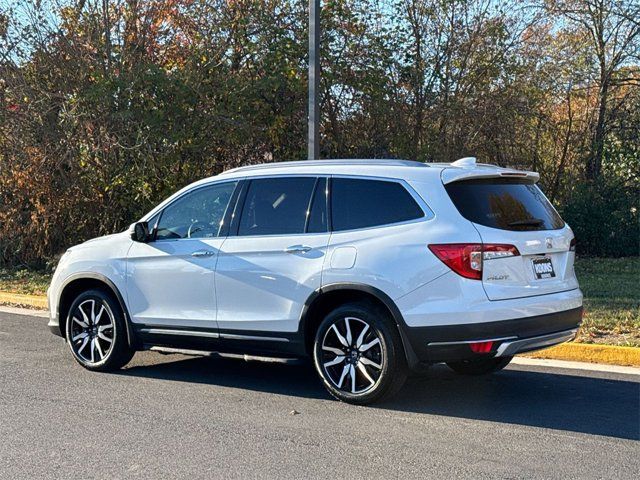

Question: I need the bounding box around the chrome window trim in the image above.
[226,173,435,238]
[141,172,436,240]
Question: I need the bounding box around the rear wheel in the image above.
[313,302,407,405]
[446,356,513,375]
[65,289,134,371]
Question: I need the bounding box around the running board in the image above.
[149,346,302,364]
[150,346,215,356]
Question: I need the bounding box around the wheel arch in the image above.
[57,273,139,349]
[299,283,419,367]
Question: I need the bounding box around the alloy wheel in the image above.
[320,316,384,394]
[69,299,115,364]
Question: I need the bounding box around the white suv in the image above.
[48,158,583,404]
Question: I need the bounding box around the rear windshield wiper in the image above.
[508,218,544,227]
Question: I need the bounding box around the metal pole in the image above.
[308,0,320,160]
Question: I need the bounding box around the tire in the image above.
[446,356,513,375]
[312,302,407,405]
[65,289,134,371]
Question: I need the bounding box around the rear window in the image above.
[445,178,564,231]
[331,178,424,231]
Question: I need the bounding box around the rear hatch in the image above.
[443,167,578,301]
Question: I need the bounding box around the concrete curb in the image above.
[1,292,638,367]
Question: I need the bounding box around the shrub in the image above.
[561,180,639,257]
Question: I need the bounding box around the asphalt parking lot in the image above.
[1,310,638,479]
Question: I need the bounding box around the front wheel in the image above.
[446,356,513,375]
[313,302,407,405]
[65,289,134,371]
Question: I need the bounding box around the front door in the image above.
[215,176,330,334]
[126,181,238,329]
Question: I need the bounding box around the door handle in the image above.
[191,250,215,258]
[284,245,312,254]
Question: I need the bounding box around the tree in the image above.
[545,0,640,180]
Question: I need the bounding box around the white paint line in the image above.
[512,356,640,376]
[0,305,49,318]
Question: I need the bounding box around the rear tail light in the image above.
[428,244,483,279]
[428,243,520,280]
[570,237,576,252]
[482,244,521,260]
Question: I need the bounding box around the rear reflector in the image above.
[428,243,520,280]
[469,341,494,353]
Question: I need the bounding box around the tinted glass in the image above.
[238,177,316,235]
[155,182,237,240]
[331,178,424,231]
[307,178,328,233]
[445,179,564,231]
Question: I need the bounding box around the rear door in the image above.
[444,177,578,300]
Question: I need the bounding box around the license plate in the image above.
[532,257,555,279]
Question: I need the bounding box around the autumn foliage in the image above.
[0,0,638,267]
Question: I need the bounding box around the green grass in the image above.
[0,268,51,296]
[0,257,638,346]
[574,257,640,347]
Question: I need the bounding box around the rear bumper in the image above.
[494,328,577,357]
[404,306,583,363]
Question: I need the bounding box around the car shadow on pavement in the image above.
[121,352,331,400]
[120,353,639,441]
[385,364,640,441]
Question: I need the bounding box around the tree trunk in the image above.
[587,78,608,181]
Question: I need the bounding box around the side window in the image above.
[331,178,424,231]
[155,182,237,240]
[238,177,316,236]
[307,177,328,233]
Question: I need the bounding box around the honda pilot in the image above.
[48,157,582,404]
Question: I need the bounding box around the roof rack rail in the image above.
[223,159,428,174]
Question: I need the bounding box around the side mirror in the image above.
[131,221,150,242]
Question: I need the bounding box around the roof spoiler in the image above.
[442,157,540,184]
